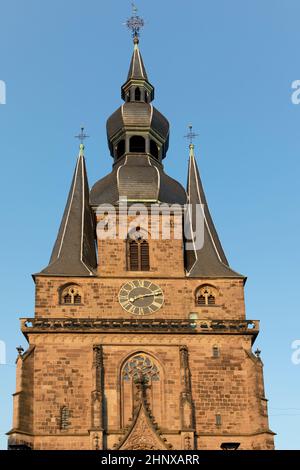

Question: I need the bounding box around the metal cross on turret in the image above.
[75,126,89,145]
[125,3,145,41]
[184,125,199,146]
[75,126,89,156]
[185,125,199,158]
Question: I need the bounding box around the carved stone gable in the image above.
[117,403,168,450]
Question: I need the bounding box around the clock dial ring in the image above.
[118,280,164,315]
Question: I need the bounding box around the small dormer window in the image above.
[60,285,83,305]
[196,285,217,306]
[135,87,141,101]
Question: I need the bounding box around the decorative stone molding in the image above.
[90,344,104,441]
[114,375,172,451]
[179,346,195,439]
[21,318,259,342]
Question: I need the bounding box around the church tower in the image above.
[8,12,275,450]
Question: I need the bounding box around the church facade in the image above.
[8,32,275,450]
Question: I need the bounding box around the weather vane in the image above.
[184,125,199,145]
[75,126,89,145]
[125,3,145,39]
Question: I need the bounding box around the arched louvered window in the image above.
[196,285,217,306]
[128,236,150,271]
[135,87,141,101]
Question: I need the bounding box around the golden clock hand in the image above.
[129,291,162,303]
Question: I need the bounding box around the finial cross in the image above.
[75,126,89,145]
[184,125,199,145]
[125,3,145,39]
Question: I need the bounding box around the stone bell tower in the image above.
[8,11,275,450]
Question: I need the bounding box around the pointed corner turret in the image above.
[185,143,245,280]
[37,144,97,277]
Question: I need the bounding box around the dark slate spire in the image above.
[39,144,97,277]
[186,144,244,278]
[127,37,148,81]
[121,37,154,103]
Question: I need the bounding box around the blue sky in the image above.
[0,0,300,450]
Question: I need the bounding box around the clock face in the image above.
[119,280,164,315]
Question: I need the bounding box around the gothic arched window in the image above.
[60,284,83,305]
[196,285,217,306]
[123,354,160,382]
[127,233,150,271]
[129,135,146,153]
[120,353,163,428]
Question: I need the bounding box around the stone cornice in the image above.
[21,317,259,342]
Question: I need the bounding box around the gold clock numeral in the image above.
[152,301,162,309]
[119,295,128,301]
[148,305,156,313]
[123,284,131,290]
[124,302,133,311]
